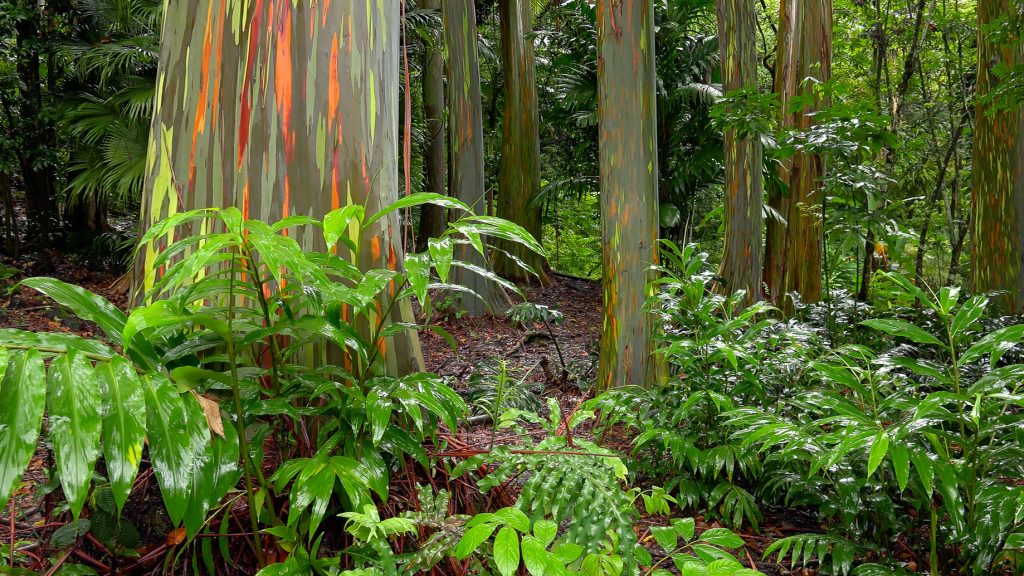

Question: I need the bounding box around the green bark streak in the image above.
[764,0,832,308]
[715,0,763,303]
[443,0,509,315]
[495,0,549,284]
[597,0,663,390]
[970,0,1024,313]
[133,0,422,375]
[418,0,448,246]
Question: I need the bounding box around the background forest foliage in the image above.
[0,0,1024,576]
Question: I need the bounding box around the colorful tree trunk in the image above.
[971,0,1024,313]
[495,0,550,285]
[131,0,423,375]
[443,0,508,316]
[417,0,448,248]
[763,0,832,308]
[715,0,763,303]
[596,0,663,390]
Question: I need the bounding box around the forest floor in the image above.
[0,254,813,575]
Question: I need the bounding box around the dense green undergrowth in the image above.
[1,201,1023,575]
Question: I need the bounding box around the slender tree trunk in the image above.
[0,172,16,256]
[764,0,832,308]
[970,0,1024,313]
[715,0,763,303]
[494,0,550,285]
[132,0,423,375]
[418,0,448,248]
[596,0,663,390]
[443,0,509,316]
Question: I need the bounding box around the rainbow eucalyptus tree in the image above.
[494,0,550,285]
[132,0,422,374]
[763,0,832,308]
[417,0,448,246]
[714,0,763,303]
[596,0,663,390]
[971,0,1024,313]
[443,0,508,315]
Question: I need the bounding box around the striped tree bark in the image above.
[443,0,509,316]
[417,0,448,247]
[715,0,763,303]
[970,0,1024,313]
[132,0,423,375]
[495,0,550,285]
[763,0,832,308]
[596,0,663,390]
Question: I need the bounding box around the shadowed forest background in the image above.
[0,0,1023,575]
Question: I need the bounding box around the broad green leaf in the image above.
[950,295,987,342]
[323,205,365,252]
[494,507,531,532]
[455,522,497,559]
[364,193,471,228]
[494,525,521,576]
[270,215,320,233]
[867,431,889,478]
[522,535,549,576]
[136,209,213,252]
[651,525,678,552]
[19,278,127,345]
[428,237,454,283]
[910,449,934,496]
[48,352,102,520]
[673,517,696,541]
[143,374,201,525]
[0,329,115,360]
[890,442,910,492]
[98,358,146,516]
[184,413,240,538]
[533,519,558,547]
[697,527,744,549]
[404,253,431,304]
[462,215,546,257]
[0,350,46,512]
[960,325,1024,366]
[860,319,944,347]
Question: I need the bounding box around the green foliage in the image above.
[0,195,544,573]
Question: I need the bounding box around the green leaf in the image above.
[860,319,944,347]
[323,205,365,252]
[494,507,531,532]
[0,329,115,360]
[533,519,558,547]
[867,432,889,479]
[428,237,454,284]
[19,278,126,345]
[890,442,910,492]
[673,518,696,541]
[364,193,471,228]
[494,525,521,576]
[404,253,431,305]
[47,352,102,520]
[651,525,678,552]
[522,535,549,576]
[698,528,744,549]
[143,374,201,525]
[910,449,934,496]
[455,522,497,559]
[97,358,146,516]
[184,413,241,539]
[0,350,46,512]
[950,295,988,341]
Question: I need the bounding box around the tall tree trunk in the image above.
[970,0,1024,313]
[418,0,448,248]
[764,0,832,308]
[443,0,509,316]
[715,0,763,303]
[494,0,550,285]
[596,0,663,390]
[132,0,423,375]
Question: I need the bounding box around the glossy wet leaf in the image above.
[97,357,146,515]
[184,413,240,538]
[48,352,102,520]
[0,350,46,512]
[19,278,127,345]
[143,374,201,525]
